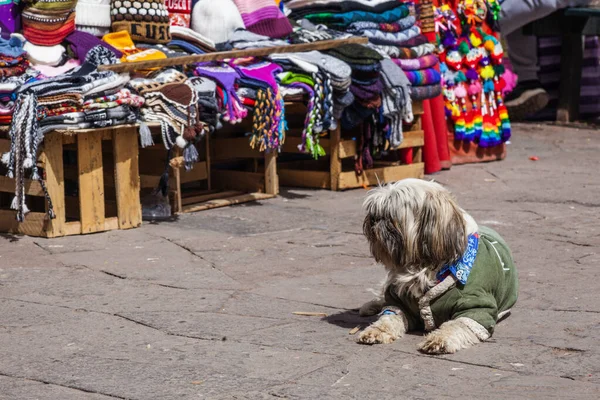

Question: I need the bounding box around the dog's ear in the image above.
[364,215,405,266]
[417,191,467,267]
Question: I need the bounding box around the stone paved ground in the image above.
[1,123,599,400]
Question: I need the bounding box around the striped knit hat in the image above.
[21,1,78,46]
[232,0,292,39]
[110,0,171,44]
[75,0,112,36]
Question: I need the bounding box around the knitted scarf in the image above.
[380,59,413,149]
[236,61,286,152]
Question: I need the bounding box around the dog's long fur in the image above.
[357,179,481,354]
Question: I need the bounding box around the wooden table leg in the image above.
[44,132,66,238]
[329,126,342,191]
[264,151,278,195]
[78,131,106,234]
[113,127,142,230]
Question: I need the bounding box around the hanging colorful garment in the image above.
[435,0,511,147]
[235,61,286,152]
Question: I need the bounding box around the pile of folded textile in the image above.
[4,46,143,221]
[286,0,442,101]
[371,32,440,101]
[327,43,409,172]
[0,36,30,126]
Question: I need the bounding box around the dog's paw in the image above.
[418,331,459,354]
[418,320,481,354]
[357,326,396,345]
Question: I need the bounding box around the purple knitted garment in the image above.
[233,0,293,38]
[350,79,383,101]
[65,31,123,61]
[236,61,283,91]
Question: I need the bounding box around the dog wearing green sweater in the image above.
[358,179,518,354]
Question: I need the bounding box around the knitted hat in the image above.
[103,30,167,64]
[137,43,188,58]
[232,0,293,39]
[25,0,77,11]
[170,26,215,51]
[24,42,66,66]
[76,0,111,36]
[0,0,22,37]
[110,0,172,44]
[327,44,383,66]
[0,35,26,58]
[21,6,77,46]
[64,30,123,61]
[288,51,352,81]
[167,38,205,54]
[190,0,244,44]
[33,59,81,77]
[165,0,191,27]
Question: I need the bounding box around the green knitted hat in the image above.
[327,44,383,65]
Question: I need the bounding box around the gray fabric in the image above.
[500,0,592,35]
[506,29,539,81]
[380,59,412,149]
[228,29,289,49]
[381,58,410,89]
[500,0,591,81]
[289,50,352,81]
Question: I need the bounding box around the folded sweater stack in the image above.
[288,0,442,101]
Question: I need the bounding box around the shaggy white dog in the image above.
[358,179,518,354]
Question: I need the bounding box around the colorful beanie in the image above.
[103,30,166,65]
[165,0,191,27]
[21,0,78,46]
[76,0,111,36]
[190,0,244,44]
[232,0,292,39]
[110,0,171,44]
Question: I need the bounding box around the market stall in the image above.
[0,0,510,237]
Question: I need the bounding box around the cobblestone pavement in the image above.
[1,123,599,399]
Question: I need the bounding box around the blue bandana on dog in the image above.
[437,233,479,285]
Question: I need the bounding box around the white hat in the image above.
[191,0,244,44]
[76,0,112,37]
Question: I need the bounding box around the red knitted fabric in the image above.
[165,0,192,27]
[23,19,76,46]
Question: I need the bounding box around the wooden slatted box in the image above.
[278,101,425,190]
[0,126,142,238]
[139,121,278,215]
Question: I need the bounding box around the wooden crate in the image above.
[278,101,425,191]
[0,126,142,238]
[139,122,278,215]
